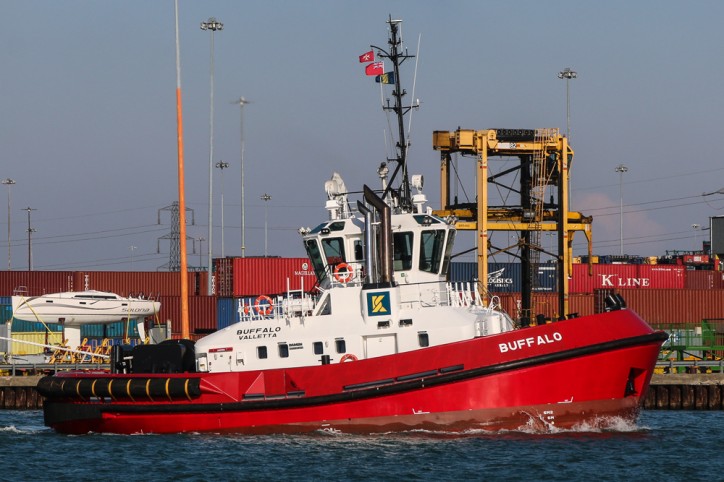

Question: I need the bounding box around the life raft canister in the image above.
[254,295,274,315]
[334,263,354,283]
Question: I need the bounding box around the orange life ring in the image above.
[254,295,274,316]
[339,353,358,363]
[333,263,354,283]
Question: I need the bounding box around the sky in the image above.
[2,0,724,272]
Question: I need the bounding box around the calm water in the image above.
[1,410,723,481]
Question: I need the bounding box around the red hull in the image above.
[40,310,666,434]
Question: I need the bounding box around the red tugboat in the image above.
[38,19,667,435]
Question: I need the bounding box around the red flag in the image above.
[358,50,374,63]
[365,61,384,76]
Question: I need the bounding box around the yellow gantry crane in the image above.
[432,128,593,322]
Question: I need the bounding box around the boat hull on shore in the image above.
[39,309,665,435]
[11,290,160,325]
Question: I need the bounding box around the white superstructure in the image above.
[194,173,515,373]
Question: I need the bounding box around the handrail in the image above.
[656,359,724,372]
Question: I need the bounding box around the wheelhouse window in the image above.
[353,240,364,261]
[257,346,268,359]
[304,239,327,282]
[322,237,346,266]
[419,230,446,273]
[313,341,324,355]
[392,232,413,271]
[335,339,346,354]
[278,343,289,358]
[441,230,455,277]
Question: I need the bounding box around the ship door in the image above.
[364,334,397,358]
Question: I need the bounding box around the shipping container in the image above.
[638,265,686,289]
[0,304,11,324]
[80,321,140,339]
[0,271,210,298]
[217,297,236,330]
[215,258,235,297]
[10,331,64,355]
[156,296,217,336]
[450,262,556,292]
[9,320,63,332]
[457,288,723,326]
[0,271,74,296]
[0,322,7,353]
[618,289,724,325]
[73,271,209,297]
[569,264,684,293]
[232,257,318,297]
[685,270,724,290]
[491,293,592,322]
[569,264,637,293]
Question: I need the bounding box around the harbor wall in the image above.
[644,374,724,410]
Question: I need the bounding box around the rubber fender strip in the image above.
[126,379,135,402]
[184,379,191,401]
[75,380,84,401]
[108,379,116,401]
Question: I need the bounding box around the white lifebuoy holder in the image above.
[334,263,354,283]
[340,353,358,363]
[254,295,274,316]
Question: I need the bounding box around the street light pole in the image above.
[197,236,205,269]
[215,161,230,257]
[557,67,577,140]
[232,97,251,258]
[23,206,36,271]
[615,164,628,256]
[201,16,223,293]
[129,245,137,270]
[2,178,15,270]
[261,193,271,257]
[691,224,701,252]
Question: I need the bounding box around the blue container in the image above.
[1,304,12,324]
[80,321,139,339]
[450,262,557,293]
[0,297,11,305]
[450,262,522,292]
[217,297,236,330]
[10,319,63,332]
[533,265,557,292]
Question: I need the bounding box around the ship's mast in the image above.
[371,17,418,211]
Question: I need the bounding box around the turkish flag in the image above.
[365,62,384,76]
[358,50,374,63]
